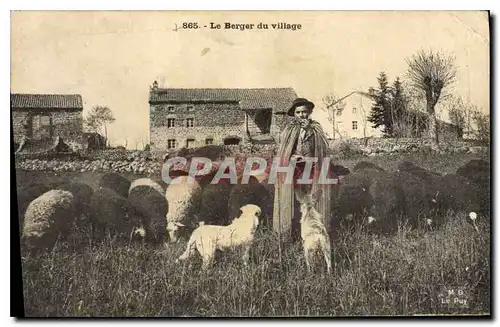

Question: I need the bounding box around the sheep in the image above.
[393,171,433,228]
[456,159,490,183]
[227,176,273,231]
[98,172,131,199]
[331,164,351,177]
[397,161,442,182]
[331,166,382,229]
[164,175,203,243]
[197,181,234,226]
[89,187,144,242]
[128,185,168,245]
[176,204,262,270]
[396,161,448,217]
[442,173,481,215]
[295,188,331,274]
[55,182,94,213]
[352,161,385,173]
[22,189,76,250]
[364,172,405,234]
[16,184,53,237]
[166,145,226,188]
[129,177,164,196]
[456,159,490,215]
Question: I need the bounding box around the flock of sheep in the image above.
[17,156,489,271]
[332,159,490,235]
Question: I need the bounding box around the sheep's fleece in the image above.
[23,189,75,239]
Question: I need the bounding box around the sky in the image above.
[10,11,490,148]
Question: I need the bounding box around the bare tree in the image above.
[405,49,457,145]
[321,93,347,140]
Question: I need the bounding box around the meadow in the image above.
[16,151,491,317]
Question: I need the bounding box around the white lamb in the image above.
[164,175,203,243]
[296,188,332,274]
[176,204,262,269]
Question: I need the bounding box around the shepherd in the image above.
[272,97,337,242]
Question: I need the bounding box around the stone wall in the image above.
[14,138,489,175]
[150,102,245,150]
[329,137,488,156]
[12,110,84,149]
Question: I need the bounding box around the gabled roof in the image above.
[11,93,83,110]
[149,87,298,113]
[334,91,376,105]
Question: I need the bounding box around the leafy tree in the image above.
[405,49,457,145]
[84,105,115,145]
[471,109,490,144]
[445,96,468,139]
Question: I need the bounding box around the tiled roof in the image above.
[11,93,83,110]
[149,87,298,113]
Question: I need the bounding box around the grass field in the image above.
[15,152,491,317]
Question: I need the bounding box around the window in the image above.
[186,139,195,148]
[38,114,52,138]
[352,107,357,114]
[187,105,194,111]
[205,138,214,145]
[352,121,358,130]
[167,118,175,128]
[336,108,342,116]
[186,118,194,128]
[167,139,177,149]
[167,106,175,113]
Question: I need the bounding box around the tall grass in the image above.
[21,212,490,317]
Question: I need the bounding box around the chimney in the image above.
[152,80,158,90]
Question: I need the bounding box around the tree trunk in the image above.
[427,102,439,146]
[104,123,108,147]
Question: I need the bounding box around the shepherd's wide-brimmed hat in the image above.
[287,98,315,116]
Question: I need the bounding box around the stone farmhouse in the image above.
[11,93,84,152]
[331,91,384,139]
[148,81,298,151]
[331,90,459,141]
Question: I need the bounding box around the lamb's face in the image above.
[166,221,185,243]
[239,204,262,224]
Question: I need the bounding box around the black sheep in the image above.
[393,171,433,228]
[331,170,374,229]
[89,187,144,242]
[442,173,481,215]
[228,176,272,230]
[128,185,168,244]
[98,172,131,199]
[198,182,234,226]
[456,159,490,215]
[397,161,448,216]
[353,161,385,173]
[55,182,94,214]
[365,172,405,234]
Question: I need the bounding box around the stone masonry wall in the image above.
[12,110,84,148]
[12,111,26,144]
[150,102,245,150]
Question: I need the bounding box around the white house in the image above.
[330,91,384,139]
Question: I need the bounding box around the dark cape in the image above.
[272,118,336,241]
